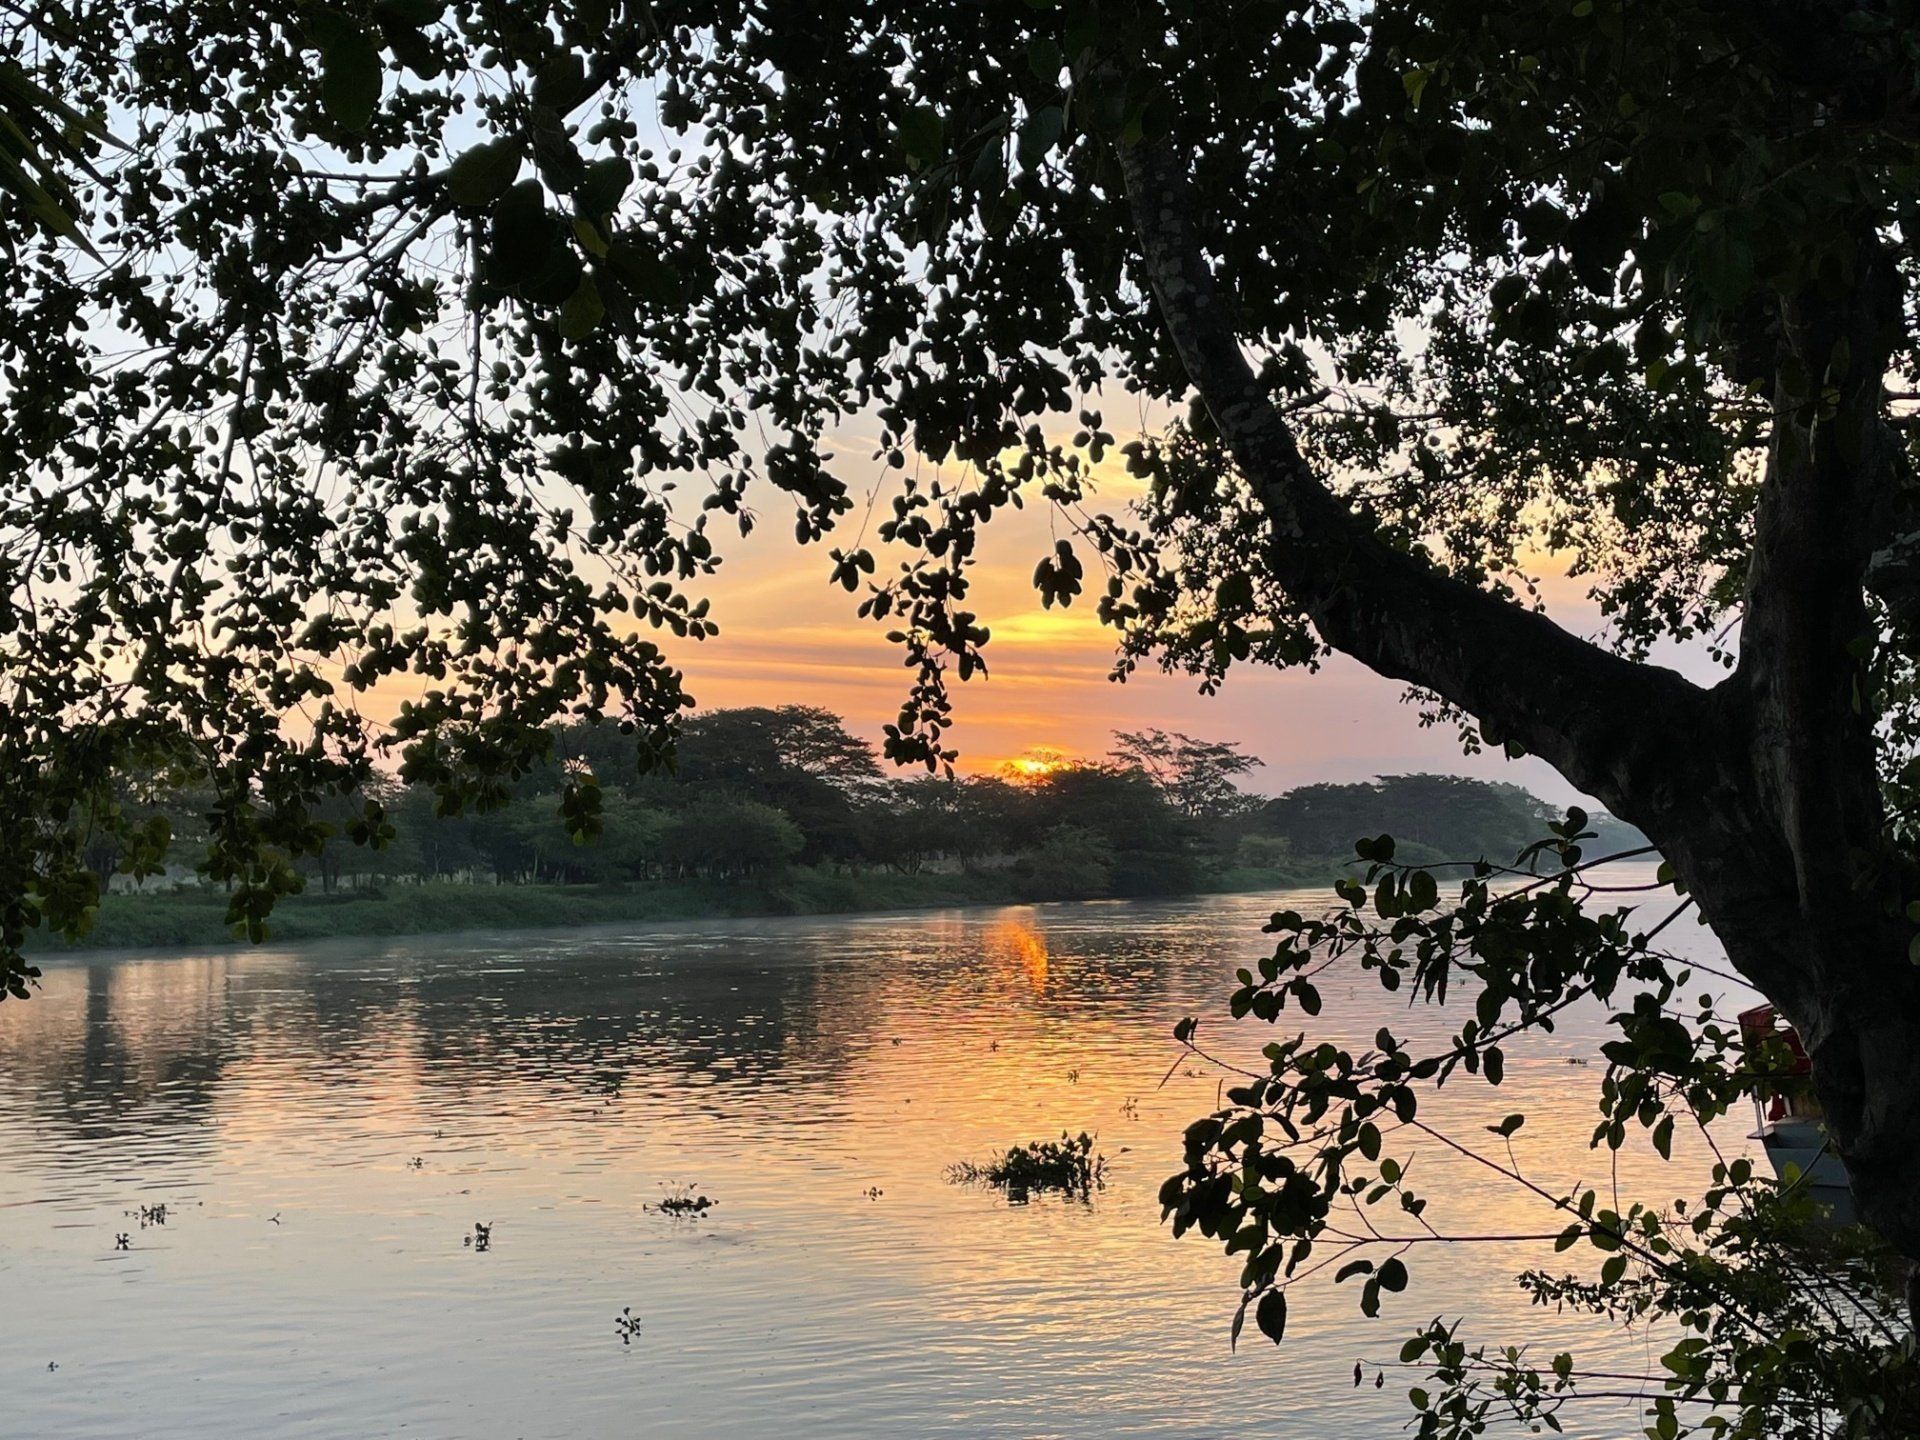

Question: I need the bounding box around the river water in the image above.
[0,871,1749,1438]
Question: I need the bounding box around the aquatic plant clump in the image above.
[950,1133,1108,1203]
[615,1307,642,1346]
[648,1184,716,1218]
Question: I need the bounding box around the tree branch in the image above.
[1114,134,1706,816]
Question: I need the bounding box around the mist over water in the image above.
[0,870,1748,1438]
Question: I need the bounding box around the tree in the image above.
[463,796,566,884]
[1163,824,1920,1438]
[1024,762,1200,895]
[1014,823,1115,900]
[299,779,409,892]
[1256,774,1563,864]
[12,0,1920,1417]
[1108,727,1264,818]
[576,795,668,882]
[390,785,484,882]
[673,706,881,863]
[674,707,883,794]
[0,51,109,252]
[949,776,1029,871]
[860,775,961,874]
[657,799,802,879]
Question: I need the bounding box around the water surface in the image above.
[1,875,1744,1438]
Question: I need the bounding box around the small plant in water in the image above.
[465,1221,492,1252]
[615,1307,642,1345]
[113,1233,130,1250]
[948,1132,1108,1204]
[136,1203,167,1227]
[648,1183,716,1218]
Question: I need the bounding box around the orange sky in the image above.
[333,413,1717,810]
[667,457,1711,808]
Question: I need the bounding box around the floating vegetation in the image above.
[862,1186,883,1202]
[1066,1068,1080,1085]
[137,1203,167,1227]
[949,1132,1108,1203]
[615,1307,642,1346]
[1118,1096,1140,1119]
[408,1156,424,1170]
[464,1222,492,1252]
[649,1184,716,1219]
[113,1233,130,1251]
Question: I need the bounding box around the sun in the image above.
[998,747,1077,785]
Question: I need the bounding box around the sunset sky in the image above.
[669,435,1719,809]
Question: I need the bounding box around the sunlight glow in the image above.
[998,748,1078,785]
[986,919,1051,994]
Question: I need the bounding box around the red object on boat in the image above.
[1738,1005,1853,1219]
[1738,1004,1809,1067]
[1739,1004,1816,1122]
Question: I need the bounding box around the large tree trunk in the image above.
[1636,697,1920,1268]
[1117,134,1920,1273]
[1653,246,1920,1269]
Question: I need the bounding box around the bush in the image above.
[949,1132,1108,1202]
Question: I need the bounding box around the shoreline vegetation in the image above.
[53,707,1644,957]
[43,860,1341,956]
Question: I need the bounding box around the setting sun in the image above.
[998,747,1079,785]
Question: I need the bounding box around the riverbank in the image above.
[43,863,1335,954]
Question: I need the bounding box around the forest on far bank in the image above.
[73,707,1647,936]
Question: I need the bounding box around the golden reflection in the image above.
[987,919,1050,993]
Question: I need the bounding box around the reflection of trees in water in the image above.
[72,965,138,1123]
[403,944,838,1101]
[0,902,1261,1147]
[1,939,854,1141]
[0,960,239,1157]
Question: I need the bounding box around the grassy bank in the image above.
[43,863,1337,955]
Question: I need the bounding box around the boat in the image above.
[1737,1004,1856,1224]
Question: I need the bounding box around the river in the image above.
[0,871,1748,1438]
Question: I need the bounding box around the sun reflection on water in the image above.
[986,918,1050,993]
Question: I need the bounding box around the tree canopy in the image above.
[9,5,1915,940]
[1108,726,1263,818]
[13,0,1920,1430]
[1254,772,1646,862]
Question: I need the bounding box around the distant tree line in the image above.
[1257,772,1648,864]
[85,707,1643,901]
